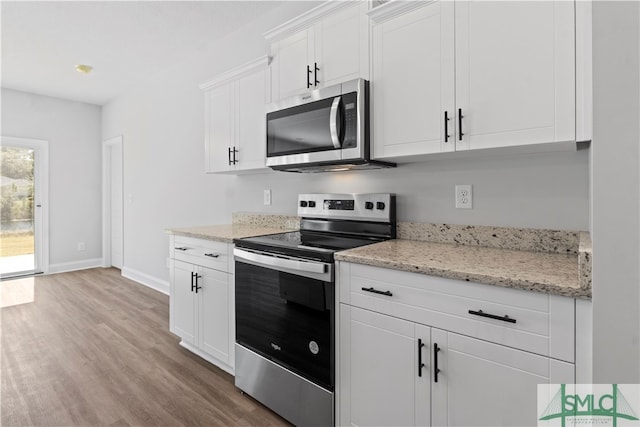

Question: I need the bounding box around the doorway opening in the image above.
[102,136,123,270]
[0,137,48,278]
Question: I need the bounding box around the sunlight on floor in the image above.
[0,254,35,275]
[1,276,35,308]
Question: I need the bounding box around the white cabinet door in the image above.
[371,1,455,160]
[340,305,431,427]
[271,30,312,100]
[454,1,575,150]
[172,260,197,345]
[315,3,369,88]
[431,329,575,427]
[269,3,369,102]
[199,266,230,365]
[205,83,235,173]
[236,70,268,171]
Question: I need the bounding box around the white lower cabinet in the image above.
[198,265,232,364]
[169,235,235,374]
[431,329,574,427]
[172,259,198,345]
[340,305,430,427]
[338,262,576,427]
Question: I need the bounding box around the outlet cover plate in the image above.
[455,185,473,209]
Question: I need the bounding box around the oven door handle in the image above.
[234,248,328,274]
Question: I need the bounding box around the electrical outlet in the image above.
[455,185,473,209]
[77,242,86,251]
[264,189,272,206]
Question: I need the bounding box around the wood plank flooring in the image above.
[1,268,291,426]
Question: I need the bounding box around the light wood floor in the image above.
[1,268,291,426]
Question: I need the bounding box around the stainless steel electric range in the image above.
[233,193,396,426]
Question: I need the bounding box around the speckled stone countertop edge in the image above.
[335,251,591,299]
[579,232,592,291]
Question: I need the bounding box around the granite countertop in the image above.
[336,223,592,299]
[166,224,291,243]
[167,214,592,299]
[166,212,300,243]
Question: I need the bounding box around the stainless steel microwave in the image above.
[265,79,395,173]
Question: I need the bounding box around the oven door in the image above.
[234,248,334,390]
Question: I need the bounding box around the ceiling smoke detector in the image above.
[75,64,93,74]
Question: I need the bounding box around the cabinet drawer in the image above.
[172,236,231,272]
[338,262,574,362]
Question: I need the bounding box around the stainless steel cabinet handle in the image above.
[329,96,342,149]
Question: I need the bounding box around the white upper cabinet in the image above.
[369,0,577,161]
[266,2,370,101]
[201,56,270,174]
[371,1,455,159]
[454,1,575,151]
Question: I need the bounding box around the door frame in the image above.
[102,135,123,269]
[1,136,49,275]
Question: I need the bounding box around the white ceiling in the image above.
[1,1,289,106]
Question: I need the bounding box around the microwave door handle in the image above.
[329,96,342,149]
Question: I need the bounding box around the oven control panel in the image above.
[298,193,395,222]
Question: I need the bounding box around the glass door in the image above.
[1,137,47,278]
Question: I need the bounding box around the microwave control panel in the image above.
[342,92,358,149]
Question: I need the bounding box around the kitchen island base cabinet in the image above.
[169,235,235,375]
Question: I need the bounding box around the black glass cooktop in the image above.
[234,230,385,263]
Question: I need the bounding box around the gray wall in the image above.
[102,1,590,287]
[2,88,103,270]
[102,2,590,287]
[591,1,640,383]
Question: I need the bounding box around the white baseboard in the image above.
[47,258,103,274]
[122,267,170,295]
